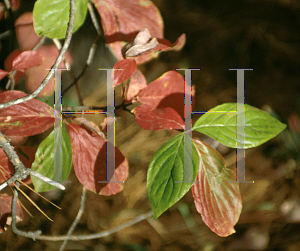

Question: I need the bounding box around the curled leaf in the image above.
[93,0,163,64]
[124,28,159,57]
[124,30,186,58]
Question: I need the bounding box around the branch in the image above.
[12,181,152,241]
[0,30,12,40]
[59,187,87,251]
[0,132,65,191]
[11,181,42,240]
[0,0,76,109]
[0,133,28,190]
[14,210,153,241]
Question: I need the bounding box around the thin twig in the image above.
[22,210,153,241]
[18,179,61,210]
[12,181,42,240]
[89,0,117,58]
[15,184,53,222]
[88,1,102,36]
[0,0,76,109]
[0,132,30,190]
[59,187,87,251]
[0,167,33,218]
[62,0,116,95]
[53,38,84,105]
[62,35,100,95]
[12,181,152,241]
[32,36,47,51]
[4,0,11,9]
[0,30,12,40]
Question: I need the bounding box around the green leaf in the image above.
[191,139,242,237]
[147,133,199,219]
[193,103,287,149]
[31,123,72,192]
[33,0,88,39]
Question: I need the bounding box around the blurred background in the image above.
[1,0,300,250]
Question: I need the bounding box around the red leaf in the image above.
[4,49,25,84]
[137,71,184,109]
[113,58,137,86]
[0,3,5,21]
[0,90,54,136]
[0,69,9,81]
[10,0,21,11]
[25,45,72,97]
[68,123,128,196]
[94,0,163,64]
[0,193,23,233]
[191,139,242,237]
[124,69,147,102]
[133,104,184,130]
[15,12,40,50]
[132,71,186,130]
[12,51,43,72]
[0,146,37,185]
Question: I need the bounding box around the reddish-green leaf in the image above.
[93,0,163,64]
[113,58,137,86]
[191,139,242,237]
[124,69,147,102]
[15,12,40,50]
[31,124,72,192]
[0,193,23,233]
[68,123,128,196]
[132,71,185,130]
[0,146,37,185]
[12,51,43,72]
[0,69,9,81]
[0,91,54,136]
